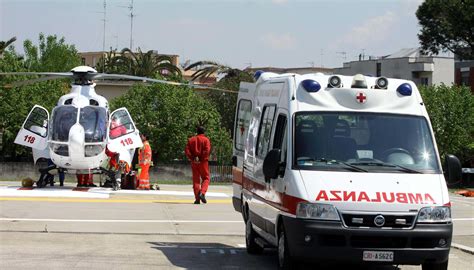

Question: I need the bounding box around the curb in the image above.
[451,242,474,255]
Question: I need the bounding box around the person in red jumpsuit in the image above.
[185,126,211,204]
[137,133,152,190]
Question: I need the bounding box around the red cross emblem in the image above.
[356,93,367,103]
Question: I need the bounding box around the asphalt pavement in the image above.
[0,183,472,269]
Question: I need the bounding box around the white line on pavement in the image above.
[452,218,474,221]
[0,218,242,223]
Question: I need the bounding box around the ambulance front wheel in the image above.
[278,225,297,270]
[245,219,263,255]
[422,260,448,270]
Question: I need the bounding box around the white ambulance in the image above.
[231,72,462,270]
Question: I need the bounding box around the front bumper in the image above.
[282,216,452,265]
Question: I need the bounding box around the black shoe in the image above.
[88,183,97,187]
[199,193,207,204]
[194,199,200,204]
[77,184,85,187]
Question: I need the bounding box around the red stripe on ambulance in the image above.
[316,190,436,204]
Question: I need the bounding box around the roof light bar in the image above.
[301,79,321,93]
[397,83,412,96]
[351,74,367,89]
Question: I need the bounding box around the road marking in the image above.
[0,197,231,204]
[0,218,242,223]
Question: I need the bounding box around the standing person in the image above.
[185,126,211,204]
[137,133,152,190]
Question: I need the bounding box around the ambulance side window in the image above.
[272,114,288,163]
[234,99,252,151]
[256,105,276,157]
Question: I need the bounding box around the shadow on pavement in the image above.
[148,241,402,270]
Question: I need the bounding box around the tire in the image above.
[245,218,264,254]
[422,260,448,270]
[278,226,297,270]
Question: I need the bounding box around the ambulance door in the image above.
[265,111,288,235]
[233,82,255,212]
[107,108,143,156]
[14,105,49,150]
[249,104,277,232]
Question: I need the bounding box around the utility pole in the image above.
[102,0,107,53]
[336,51,347,61]
[120,0,135,51]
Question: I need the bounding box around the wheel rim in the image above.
[278,232,285,267]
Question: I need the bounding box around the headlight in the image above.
[416,206,451,223]
[296,202,340,221]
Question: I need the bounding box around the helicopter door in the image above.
[107,108,143,152]
[14,105,50,150]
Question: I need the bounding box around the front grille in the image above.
[342,213,416,228]
[351,236,407,248]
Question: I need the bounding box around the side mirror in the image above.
[232,156,237,167]
[263,149,281,181]
[445,154,462,185]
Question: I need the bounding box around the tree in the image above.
[114,47,182,78]
[419,84,474,165]
[23,33,81,71]
[110,83,232,163]
[416,0,474,59]
[184,61,242,81]
[0,37,17,57]
[0,34,79,159]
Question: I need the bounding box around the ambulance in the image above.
[231,72,462,270]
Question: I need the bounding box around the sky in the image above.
[0,0,425,69]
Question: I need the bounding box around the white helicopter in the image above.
[1,65,230,189]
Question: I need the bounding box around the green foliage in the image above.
[23,33,81,71]
[0,37,17,57]
[416,0,474,59]
[110,83,232,163]
[98,47,182,78]
[419,84,474,164]
[206,70,254,134]
[0,34,78,159]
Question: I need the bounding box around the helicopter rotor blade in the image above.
[3,75,70,88]
[94,73,237,94]
[0,72,73,77]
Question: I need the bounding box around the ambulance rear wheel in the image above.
[245,219,263,254]
[422,260,448,270]
[278,226,297,270]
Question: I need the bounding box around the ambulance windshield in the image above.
[294,112,440,173]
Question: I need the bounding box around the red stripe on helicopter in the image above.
[315,190,436,204]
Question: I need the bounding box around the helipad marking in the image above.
[0,197,231,204]
[0,187,109,198]
[0,218,241,223]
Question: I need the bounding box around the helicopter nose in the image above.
[69,123,85,158]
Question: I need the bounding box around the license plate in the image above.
[363,251,394,262]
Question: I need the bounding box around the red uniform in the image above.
[185,134,211,200]
[137,140,152,190]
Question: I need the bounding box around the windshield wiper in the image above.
[349,161,422,174]
[318,158,368,172]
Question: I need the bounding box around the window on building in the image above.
[420,77,429,86]
[461,71,470,86]
[376,63,381,77]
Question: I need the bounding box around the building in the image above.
[78,51,217,99]
[455,60,474,93]
[333,48,454,86]
[246,66,333,75]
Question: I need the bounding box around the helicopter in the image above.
[1,65,233,189]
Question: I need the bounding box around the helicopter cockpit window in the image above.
[79,106,107,143]
[64,99,73,105]
[110,110,134,139]
[51,106,78,142]
[89,99,99,106]
[25,107,48,138]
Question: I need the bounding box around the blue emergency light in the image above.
[397,83,412,96]
[302,79,321,92]
[254,70,264,81]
